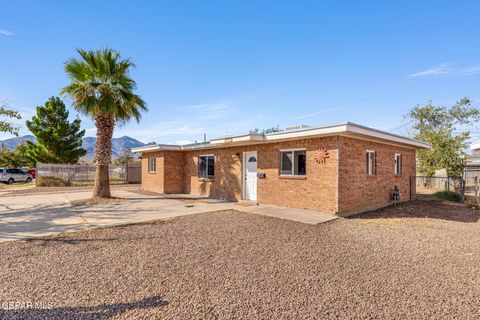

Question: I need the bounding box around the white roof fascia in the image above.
[131,144,181,153]
[345,123,430,149]
[132,122,430,153]
[470,141,480,150]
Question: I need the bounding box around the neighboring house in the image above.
[132,122,430,216]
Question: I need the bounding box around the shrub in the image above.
[36,176,71,187]
[433,190,461,202]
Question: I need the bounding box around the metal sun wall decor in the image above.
[313,148,329,164]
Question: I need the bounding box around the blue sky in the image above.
[1,1,479,144]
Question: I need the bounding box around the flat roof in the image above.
[470,141,480,150]
[131,121,430,153]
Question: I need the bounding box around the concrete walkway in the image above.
[0,189,337,242]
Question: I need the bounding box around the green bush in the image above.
[36,176,71,187]
[433,190,461,202]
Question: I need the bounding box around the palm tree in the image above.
[61,48,147,198]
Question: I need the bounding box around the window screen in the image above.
[395,154,402,175]
[280,150,306,176]
[148,157,156,172]
[199,155,214,179]
[366,151,376,176]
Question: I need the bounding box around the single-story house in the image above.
[132,122,430,216]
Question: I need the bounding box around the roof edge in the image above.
[132,121,431,153]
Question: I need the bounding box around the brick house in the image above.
[132,122,429,216]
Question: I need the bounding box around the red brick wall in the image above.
[184,147,243,199]
[182,137,339,213]
[337,136,416,215]
[139,135,418,215]
[141,151,165,193]
[164,151,185,193]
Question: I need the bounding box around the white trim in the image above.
[132,144,182,153]
[198,154,215,179]
[279,147,307,152]
[280,149,307,176]
[148,157,156,173]
[471,141,480,150]
[279,175,307,178]
[132,121,430,154]
[242,151,257,201]
[366,150,376,176]
[394,153,402,175]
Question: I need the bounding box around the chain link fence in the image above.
[411,176,464,202]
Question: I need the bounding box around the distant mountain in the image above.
[0,135,36,149]
[0,135,147,161]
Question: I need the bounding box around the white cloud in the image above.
[0,29,13,36]
[294,107,344,120]
[462,65,480,76]
[409,63,480,78]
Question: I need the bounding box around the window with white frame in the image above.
[280,149,306,176]
[366,151,376,176]
[198,155,215,179]
[394,153,402,175]
[148,157,156,173]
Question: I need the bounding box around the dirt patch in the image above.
[0,202,479,319]
[128,189,164,197]
[235,202,257,207]
[350,200,480,223]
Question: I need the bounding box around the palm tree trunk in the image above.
[92,113,115,198]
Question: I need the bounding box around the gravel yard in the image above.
[1,201,479,319]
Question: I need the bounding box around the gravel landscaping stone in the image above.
[0,201,479,319]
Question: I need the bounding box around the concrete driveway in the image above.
[0,187,336,242]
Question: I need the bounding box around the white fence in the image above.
[36,162,141,185]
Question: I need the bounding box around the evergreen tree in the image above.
[26,96,86,164]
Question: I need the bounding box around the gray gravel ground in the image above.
[0,201,479,319]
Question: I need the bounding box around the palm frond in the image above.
[61,48,148,123]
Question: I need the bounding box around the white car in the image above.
[0,168,33,184]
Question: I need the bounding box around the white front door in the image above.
[244,151,257,201]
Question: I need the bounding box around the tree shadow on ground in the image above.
[0,296,168,320]
[347,200,480,223]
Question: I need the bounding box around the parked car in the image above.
[27,168,36,178]
[0,168,33,184]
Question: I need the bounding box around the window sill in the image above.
[198,178,215,182]
[148,171,156,174]
[279,175,307,180]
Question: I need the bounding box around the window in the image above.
[366,151,376,176]
[395,153,402,175]
[148,157,156,173]
[280,149,306,176]
[199,155,214,179]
